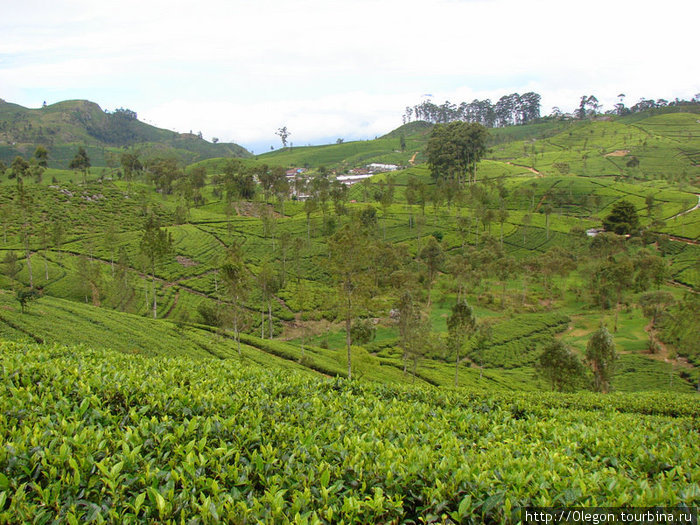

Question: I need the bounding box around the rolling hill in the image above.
[1,104,699,522]
[0,98,251,168]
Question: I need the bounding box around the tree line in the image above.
[403,92,542,127]
[404,92,700,127]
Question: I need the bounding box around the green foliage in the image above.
[586,325,618,393]
[0,102,697,403]
[537,339,587,391]
[639,290,675,326]
[603,200,640,234]
[426,121,488,184]
[350,318,375,345]
[15,287,40,313]
[0,342,698,523]
[658,293,700,365]
[0,99,251,168]
[68,146,90,173]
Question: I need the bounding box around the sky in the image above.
[1,0,698,153]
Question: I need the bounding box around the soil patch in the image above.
[176,256,198,267]
[604,150,630,157]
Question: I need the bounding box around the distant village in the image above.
[284,163,401,200]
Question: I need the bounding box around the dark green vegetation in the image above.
[1,342,698,523]
[0,99,250,168]
[0,101,699,522]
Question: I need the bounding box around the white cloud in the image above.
[1,0,698,149]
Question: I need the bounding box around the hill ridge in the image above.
[0,97,251,167]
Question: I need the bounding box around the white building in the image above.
[336,174,373,186]
[367,163,399,172]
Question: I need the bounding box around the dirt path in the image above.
[604,150,630,157]
[163,289,180,319]
[643,321,693,369]
[506,161,543,177]
[667,194,700,221]
[665,235,699,246]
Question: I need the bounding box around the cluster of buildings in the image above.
[285,163,400,190]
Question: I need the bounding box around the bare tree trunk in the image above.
[346,314,352,380]
[24,227,33,288]
[269,301,273,338]
[454,348,460,388]
[235,313,241,357]
[152,273,157,319]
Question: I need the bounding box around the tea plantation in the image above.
[1,342,698,523]
[0,106,699,522]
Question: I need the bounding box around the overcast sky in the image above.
[1,0,698,153]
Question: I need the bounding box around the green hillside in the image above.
[0,99,250,168]
[1,104,699,523]
[256,112,700,187]
[0,141,698,392]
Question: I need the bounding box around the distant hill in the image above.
[256,110,700,182]
[0,98,251,168]
[257,121,435,169]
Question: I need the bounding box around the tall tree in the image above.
[139,214,173,319]
[327,224,371,379]
[586,325,617,393]
[69,146,91,184]
[9,156,30,183]
[396,290,420,374]
[447,299,476,388]
[15,180,34,287]
[220,245,251,356]
[418,236,444,308]
[276,126,290,148]
[256,259,277,339]
[603,200,640,235]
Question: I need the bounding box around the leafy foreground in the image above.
[0,343,698,524]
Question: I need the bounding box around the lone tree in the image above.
[9,156,30,182]
[639,290,675,328]
[327,223,371,380]
[140,214,173,319]
[396,290,420,374]
[426,121,488,186]
[586,325,617,393]
[447,299,476,388]
[276,126,290,148]
[537,340,586,392]
[16,287,41,314]
[419,236,444,308]
[220,244,250,356]
[69,146,91,184]
[603,200,640,235]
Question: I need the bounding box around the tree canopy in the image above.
[426,121,488,186]
[586,325,617,393]
[603,200,640,235]
[537,340,586,392]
